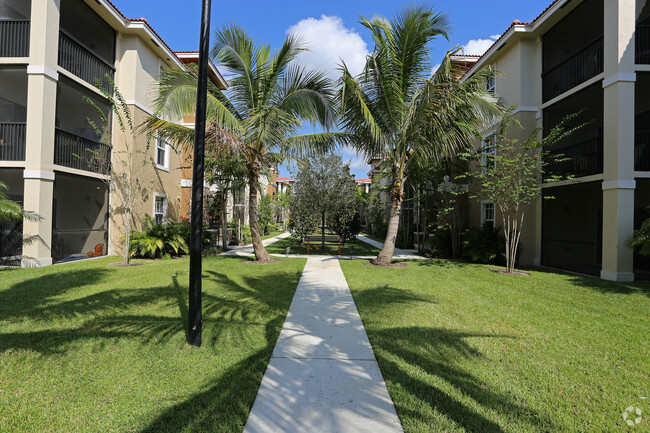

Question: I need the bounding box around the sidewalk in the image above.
[355,234,423,260]
[243,257,403,433]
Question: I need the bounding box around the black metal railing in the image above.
[0,122,26,161]
[636,131,650,171]
[636,25,650,64]
[0,20,30,57]
[542,37,603,103]
[545,137,603,178]
[58,31,114,90]
[54,129,111,174]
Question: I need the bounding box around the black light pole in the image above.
[188,0,212,347]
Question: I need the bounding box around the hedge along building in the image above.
[459,0,650,281]
[0,0,227,266]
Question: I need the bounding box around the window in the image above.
[155,139,169,170]
[154,193,168,225]
[481,201,495,228]
[481,135,497,174]
[486,69,496,94]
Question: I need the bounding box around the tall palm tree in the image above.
[147,25,338,262]
[339,5,502,266]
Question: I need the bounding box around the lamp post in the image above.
[188,0,212,347]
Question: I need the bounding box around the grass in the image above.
[265,234,381,256]
[260,230,283,241]
[340,259,650,432]
[0,255,306,433]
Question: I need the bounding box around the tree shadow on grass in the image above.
[530,267,650,297]
[368,326,553,433]
[416,258,469,268]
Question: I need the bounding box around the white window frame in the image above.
[155,138,170,171]
[153,193,168,226]
[486,67,496,94]
[481,200,495,227]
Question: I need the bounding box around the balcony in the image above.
[542,38,603,103]
[0,122,26,161]
[0,20,30,57]
[58,31,114,90]
[636,131,650,171]
[545,137,603,178]
[54,128,111,174]
[637,25,650,64]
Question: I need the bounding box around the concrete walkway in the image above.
[243,257,403,433]
[355,235,423,260]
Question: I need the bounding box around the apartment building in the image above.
[0,0,227,266]
[462,0,650,281]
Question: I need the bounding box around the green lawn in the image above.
[340,259,650,432]
[260,230,283,241]
[0,255,306,433]
[265,235,380,256]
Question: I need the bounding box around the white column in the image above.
[600,0,637,281]
[21,0,60,267]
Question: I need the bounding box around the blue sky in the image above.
[111,0,554,177]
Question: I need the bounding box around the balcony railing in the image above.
[54,129,111,174]
[636,25,650,64]
[542,37,603,103]
[545,137,603,178]
[0,20,30,57]
[636,131,650,171]
[0,122,26,161]
[58,31,114,90]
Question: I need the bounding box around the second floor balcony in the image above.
[0,20,29,57]
[542,38,604,103]
[54,128,111,175]
[0,122,26,161]
[637,25,650,64]
[636,131,650,171]
[545,137,604,178]
[58,31,114,91]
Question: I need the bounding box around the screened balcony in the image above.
[0,66,26,161]
[58,31,114,90]
[0,0,31,57]
[0,122,25,160]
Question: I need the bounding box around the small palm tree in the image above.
[338,5,502,265]
[146,25,338,262]
[0,181,41,262]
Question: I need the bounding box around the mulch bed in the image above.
[364,261,408,268]
[489,268,531,276]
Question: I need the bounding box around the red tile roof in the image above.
[464,0,564,76]
[275,176,294,182]
[355,178,371,183]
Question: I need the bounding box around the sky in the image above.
[111,0,554,178]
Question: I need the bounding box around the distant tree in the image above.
[460,111,581,273]
[258,193,274,236]
[290,154,359,247]
[274,191,292,230]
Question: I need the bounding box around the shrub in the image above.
[228,222,252,245]
[462,223,506,265]
[171,220,210,248]
[129,217,189,259]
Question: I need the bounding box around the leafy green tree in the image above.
[146,25,338,262]
[338,5,502,265]
[290,154,358,246]
[460,111,581,273]
[273,191,292,230]
[258,193,274,236]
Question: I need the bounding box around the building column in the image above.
[21,0,60,267]
[601,0,636,281]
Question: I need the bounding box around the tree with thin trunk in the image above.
[459,111,581,273]
[84,79,154,265]
[145,25,338,262]
[338,5,502,266]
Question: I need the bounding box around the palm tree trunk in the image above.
[375,182,404,266]
[248,166,271,262]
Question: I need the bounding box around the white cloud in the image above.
[286,15,370,79]
[341,146,370,175]
[461,34,501,56]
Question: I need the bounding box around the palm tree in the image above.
[338,5,502,266]
[146,25,338,262]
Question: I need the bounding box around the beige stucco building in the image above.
[0,0,226,265]
[461,0,650,281]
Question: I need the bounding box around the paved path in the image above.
[355,235,423,260]
[223,232,424,260]
[243,257,404,433]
